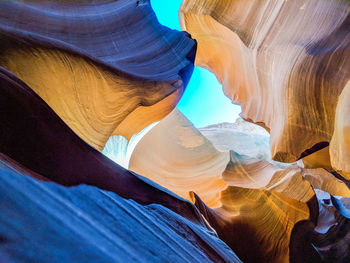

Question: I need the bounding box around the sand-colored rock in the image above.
[180,0,350,172]
[129,109,229,207]
[0,66,205,225]
[127,107,350,262]
[192,188,310,263]
[330,81,350,179]
[0,47,180,150]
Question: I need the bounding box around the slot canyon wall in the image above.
[180,0,350,179]
[0,0,349,263]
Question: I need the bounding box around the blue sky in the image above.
[151,0,241,128]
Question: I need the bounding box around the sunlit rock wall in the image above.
[128,108,350,262]
[180,0,350,177]
[199,118,289,168]
[130,109,229,207]
[0,0,349,262]
[0,55,243,262]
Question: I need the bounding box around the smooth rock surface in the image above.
[180,0,350,175]
[130,109,229,207]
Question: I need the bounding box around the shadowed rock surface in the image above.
[0,0,196,149]
[0,156,241,263]
[0,67,205,225]
[125,108,350,262]
[0,0,349,262]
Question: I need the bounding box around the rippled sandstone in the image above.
[128,108,350,262]
[180,0,350,176]
[0,0,349,262]
[0,0,196,150]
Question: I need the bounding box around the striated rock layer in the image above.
[180,0,350,176]
[130,109,229,208]
[1,0,349,261]
[127,108,350,262]
[0,66,204,224]
[0,0,196,150]
[0,155,241,263]
[0,64,244,262]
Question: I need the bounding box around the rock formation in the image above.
[199,119,289,167]
[0,0,196,150]
[0,63,243,262]
[129,108,350,262]
[0,66,205,222]
[103,122,159,169]
[130,109,229,207]
[180,0,350,177]
[0,0,349,262]
[0,154,241,263]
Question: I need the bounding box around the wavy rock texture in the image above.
[208,155,328,262]
[180,0,350,174]
[218,154,350,262]
[0,155,241,263]
[193,190,310,263]
[1,0,349,262]
[0,0,196,150]
[0,66,205,224]
[0,64,244,262]
[209,145,350,262]
[290,192,350,263]
[130,109,229,208]
[194,186,349,263]
[127,108,350,262]
[330,80,350,179]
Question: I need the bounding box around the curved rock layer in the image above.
[0,0,196,150]
[0,66,205,225]
[0,156,241,263]
[128,109,350,262]
[290,193,350,263]
[130,109,229,208]
[201,153,350,262]
[225,152,350,199]
[193,190,310,263]
[218,154,350,262]
[180,0,350,174]
[102,122,159,169]
[194,187,350,263]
